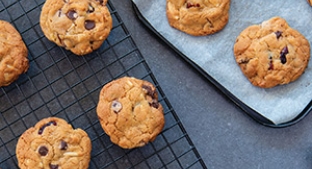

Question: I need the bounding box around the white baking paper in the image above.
[132,0,312,125]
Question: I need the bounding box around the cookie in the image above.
[234,17,310,88]
[40,0,113,55]
[96,77,165,149]
[166,0,231,36]
[0,20,29,87]
[308,0,312,6]
[16,117,91,169]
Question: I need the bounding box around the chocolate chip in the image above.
[49,164,59,169]
[66,10,78,20]
[38,146,49,156]
[281,46,289,55]
[87,4,95,13]
[150,100,159,109]
[57,10,62,17]
[275,31,282,39]
[268,56,274,70]
[142,85,156,99]
[186,2,200,8]
[142,85,160,108]
[48,121,57,126]
[112,100,122,113]
[38,128,44,135]
[238,58,250,64]
[60,140,68,150]
[38,121,57,135]
[268,60,274,70]
[280,46,288,64]
[84,20,95,30]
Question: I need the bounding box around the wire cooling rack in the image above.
[0,0,207,168]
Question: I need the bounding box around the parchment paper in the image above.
[132,0,312,125]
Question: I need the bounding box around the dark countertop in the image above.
[112,1,312,169]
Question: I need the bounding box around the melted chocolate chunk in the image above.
[280,46,288,64]
[60,140,68,150]
[85,20,95,30]
[38,121,57,135]
[186,2,200,8]
[275,31,282,39]
[38,146,49,156]
[49,164,59,169]
[150,100,159,109]
[87,4,95,13]
[112,100,122,113]
[66,10,78,20]
[142,85,159,109]
[142,85,156,99]
[268,60,274,70]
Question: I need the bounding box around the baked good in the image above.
[308,0,312,6]
[40,0,112,55]
[166,0,231,36]
[16,117,91,169]
[0,20,29,87]
[96,76,165,149]
[234,16,310,88]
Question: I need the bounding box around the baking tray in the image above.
[131,1,312,128]
[0,0,207,168]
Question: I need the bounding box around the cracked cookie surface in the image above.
[40,0,112,55]
[0,20,29,87]
[234,17,310,88]
[96,77,165,149]
[166,0,231,36]
[16,117,91,169]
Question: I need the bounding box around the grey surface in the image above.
[112,1,312,169]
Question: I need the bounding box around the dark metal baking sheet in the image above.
[0,0,207,168]
[131,1,312,128]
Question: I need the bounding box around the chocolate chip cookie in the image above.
[234,17,310,88]
[16,117,92,169]
[40,0,113,55]
[0,20,29,87]
[166,0,231,36]
[96,77,165,149]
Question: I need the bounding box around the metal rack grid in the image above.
[0,0,207,168]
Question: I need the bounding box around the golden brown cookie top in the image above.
[16,117,92,169]
[166,0,231,36]
[0,20,29,87]
[234,16,310,88]
[96,77,165,149]
[40,0,112,55]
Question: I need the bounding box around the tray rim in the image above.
[131,1,312,128]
